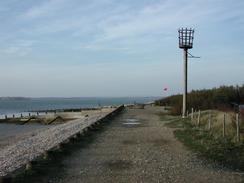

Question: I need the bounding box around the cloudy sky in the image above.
[0,0,243,97]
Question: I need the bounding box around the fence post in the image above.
[191,108,194,122]
[26,162,32,170]
[223,113,226,137]
[236,113,240,142]
[208,111,212,130]
[197,110,201,126]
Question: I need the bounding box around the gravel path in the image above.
[34,106,244,183]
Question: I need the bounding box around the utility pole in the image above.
[178,28,195,118]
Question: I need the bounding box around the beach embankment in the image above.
[0,105,124,182]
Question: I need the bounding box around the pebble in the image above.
[0,107,120,177]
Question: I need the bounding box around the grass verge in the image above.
[160,113,244,171]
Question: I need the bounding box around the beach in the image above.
[9,105,243,183]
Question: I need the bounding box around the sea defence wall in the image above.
[0,105,124,182]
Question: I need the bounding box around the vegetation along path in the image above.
[15,106,244,183]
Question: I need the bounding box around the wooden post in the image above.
[25,162,32,170]
[223,113,226,137]
[74,133,79,139]
[43,151,49,160]
[191,108,194,122]
[56,144,62,151]
[5,115,7,119]
[197,110,201,126]
[208,112,212,131]
[236,113,240,142]
[21,113,23,118]
[80,130,85,136]
[12,114,15,118]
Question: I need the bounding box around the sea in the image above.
[0,97,159,117]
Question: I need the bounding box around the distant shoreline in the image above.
[0,97,30,101]
[0,96,159,100]
[0,97,160,116]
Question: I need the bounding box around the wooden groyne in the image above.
[0,105,124,181]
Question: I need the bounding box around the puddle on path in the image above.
[123,122,141,125]
[124,118,139,123]
[122,118,141,126]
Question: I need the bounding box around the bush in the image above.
[156,85,244,112]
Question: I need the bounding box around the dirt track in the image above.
[19,106,244,183]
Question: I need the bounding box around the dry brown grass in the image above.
[191,110,244,142]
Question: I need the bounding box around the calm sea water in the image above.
[0,97,159,115]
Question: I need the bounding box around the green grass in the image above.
[158,112,244,171]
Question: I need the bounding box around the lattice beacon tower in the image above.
[178,28,194,118]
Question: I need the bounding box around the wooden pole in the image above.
[223,113,226,137]
[43,151,49,160]
[197,110,201,126]
[236,113,240,142]
[25,162,32,170]
[208,112,212,130]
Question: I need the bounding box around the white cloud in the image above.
[2,4,244,52]
[1,0,243,55]
[1,40,34,57]
[22,0,68,19]
[16,0,244,41]
[0,0,244,96]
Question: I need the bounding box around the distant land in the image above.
[0,97,30,101]
[0,97,158,100]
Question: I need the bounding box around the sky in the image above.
[0,0,244,97]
